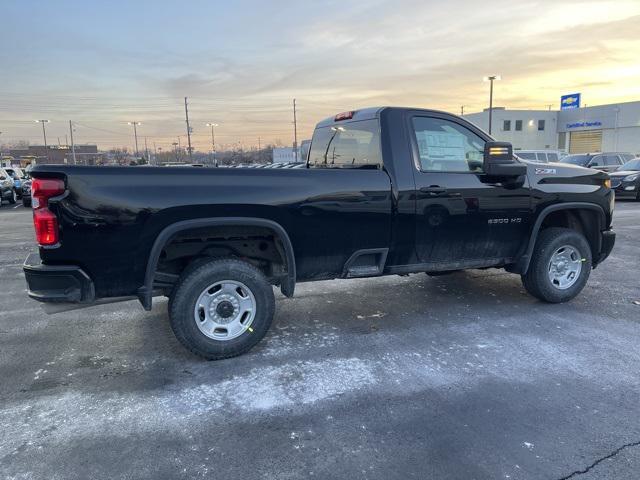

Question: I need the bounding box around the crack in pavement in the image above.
[557,440,640,479]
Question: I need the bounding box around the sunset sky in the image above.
[1,0,639,152]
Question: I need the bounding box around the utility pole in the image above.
[547,104,553,111]
[460,105,465,115]
[153,142,158,165]
[144,137,149,163]
[258,137,261,150]
[293,98,298,162]
[184,97,193,162]
[172,142,179,161]
[128,122,141,157]
[69,120,77,164]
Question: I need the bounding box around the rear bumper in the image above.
[596,230,616,265]
[23,253,95,303]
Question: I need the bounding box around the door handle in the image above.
[420,186,447,195]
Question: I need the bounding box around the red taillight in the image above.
[34,209,59,245]
[31,178,65,246]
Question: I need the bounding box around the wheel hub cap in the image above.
[215,300,236,319]
[548,245,582,290]
[194,280,256,340]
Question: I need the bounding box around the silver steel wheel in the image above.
[548,245,582,290]
[193,280,256,341]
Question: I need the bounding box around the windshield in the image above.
[619,159,640,171]
[560,154,590,166]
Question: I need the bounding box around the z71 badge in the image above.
[535,168,557,175]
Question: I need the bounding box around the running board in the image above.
[342,248,389,278]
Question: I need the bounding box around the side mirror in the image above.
[484,142,527,177]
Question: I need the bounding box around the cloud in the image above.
[1,1,639,149]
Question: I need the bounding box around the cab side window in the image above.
[308,119,382,168]
[412,117,485,173]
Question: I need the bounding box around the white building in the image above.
[272,147,298,163]
[463,100,640,155]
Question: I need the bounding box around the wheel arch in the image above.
[139,217,296,310]
[517,202,605,275]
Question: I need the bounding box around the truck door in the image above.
[410,114,531,269]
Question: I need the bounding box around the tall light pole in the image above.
[35,120,50,160]
[292,98,298,162]
[69,120,77,164]
[483,75,501,135]
[206,123,218,167]
[128,122,141,157]
[184,97,193,162]
[172,142,179,161]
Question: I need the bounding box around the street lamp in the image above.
[483,75,501,135]
[206,123,219,167]
[127,122,142,157]
[172,142,179,161]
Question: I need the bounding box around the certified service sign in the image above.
[560,93,581,110]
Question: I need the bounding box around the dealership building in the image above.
[463,100,640,155]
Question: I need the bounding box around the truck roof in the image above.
[314,106,463,128]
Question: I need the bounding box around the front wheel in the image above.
[169,258,275,360]
[521,227,592,303]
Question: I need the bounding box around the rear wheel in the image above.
[169,258,275,360]
[521,227,592,303]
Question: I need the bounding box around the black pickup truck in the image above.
[24,107,616,359]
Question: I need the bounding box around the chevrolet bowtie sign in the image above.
[560,93,581,110]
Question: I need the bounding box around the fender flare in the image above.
[138,217,296,310]
[517,202,605,274]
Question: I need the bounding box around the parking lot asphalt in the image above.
[0,201,639,480]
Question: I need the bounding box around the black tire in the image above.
[521,227,592,303]
[8,189,16,204]
[22,197,31,207]
[169,258,275,360]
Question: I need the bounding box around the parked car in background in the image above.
[1,167,25,198]
[559,153,632,173]
[610,158,640,200]
[515,150,565,163]
[21,177,32,207]
[0,171,16,204]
